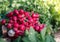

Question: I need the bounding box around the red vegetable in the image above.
[1,9,45,37]
[12,16,17,21]
[7,23,12,29]
[1,19,6,25]
[13,22,19,28]
[19,9,24,14]
[32,13,39,18]
[19,24,25,31]
[14,9,19,15]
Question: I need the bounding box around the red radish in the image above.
[33,18,39,21]
[14,28,19,32]
[35,26,39,31]
[14,27,24,36]
[17,14,22,18]
[15,30,20,36]
[7,12,13,17]
[24,12,30,17]
[14,9,19,15]
[14,28,20,35]
[25,22,29,27]
[9,17,13,20]
[32,13,39,18]
[20,27,25,31]
[39,24,45,29]
[29,18,33,23]
[12,16,17,21]
[21,17,25,21]
[1,9,45,37]
[7,23,12,29]
[19,24,25,31]
[13,23,19,28]
[19,30,24,36]
[38,24,45,32]
[1,19,6,25]
[9,20,13,24]
[17,14,25,18]
[14,28,18,32]
[19,9,24,14]
[27,16,32,20]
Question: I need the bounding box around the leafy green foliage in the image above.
[23,27,37,42]
[45,34,55,42]
[13,27,55,42]
[23,36,30,42]
[40,27,47,41]
[28,27,37,42]
[0,38,6,42]
[13,36,21,42]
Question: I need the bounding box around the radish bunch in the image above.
[1,9,45,37]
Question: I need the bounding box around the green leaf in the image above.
[0,38,6,42]
[22,37,30,42]
[25,30,29,36]
[49,35,56,42]
[45,35,55,42]
[22,29,31,42]
[13,36,21,42]
[28,27,37,42]
[9,0,13,7]
[40,27,47,41]
[45,35,51,42]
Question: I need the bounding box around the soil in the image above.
[54,30,60,42]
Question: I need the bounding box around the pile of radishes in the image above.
[1,9,45,38]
